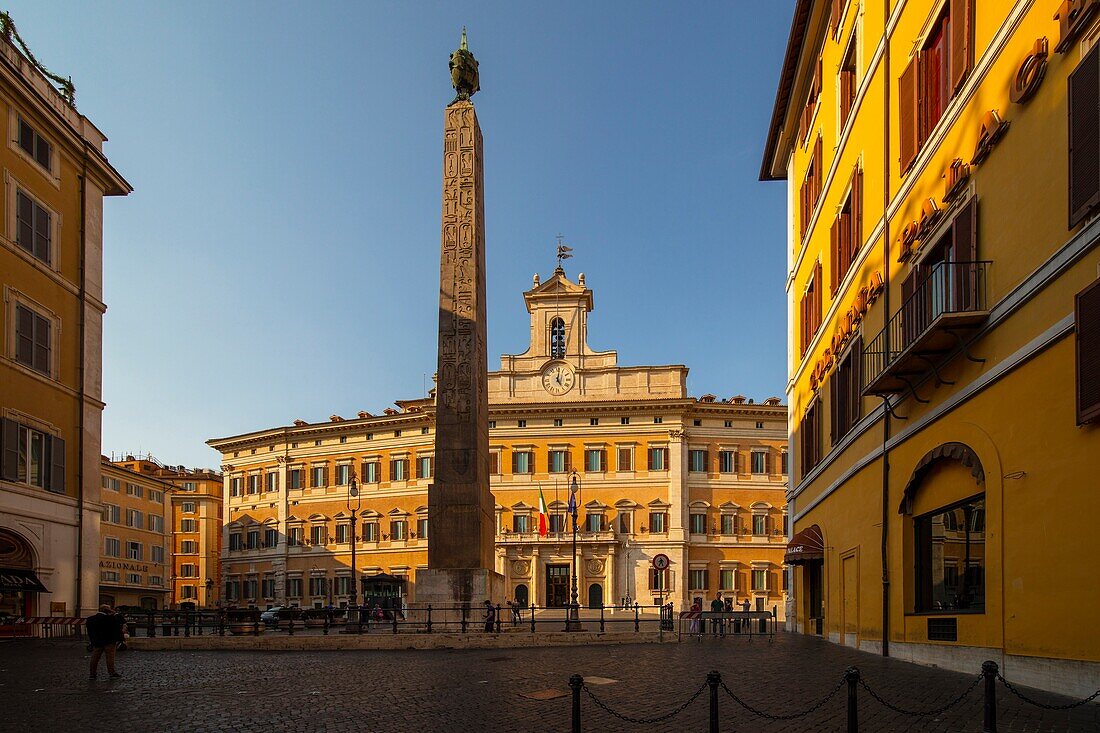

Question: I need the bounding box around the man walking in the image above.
[86,605,124,679]
[710,593,724,636]
[483,600,496,633]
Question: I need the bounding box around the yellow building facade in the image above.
[98,461,171,609]
[0,19,130,624]
[109,456,223,609]
[762,0,1100,695]
[209,270,790,614]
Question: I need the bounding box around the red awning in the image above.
[785,524,824,565]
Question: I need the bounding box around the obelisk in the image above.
[419,29,502,608]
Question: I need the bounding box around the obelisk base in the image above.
[415,568,505,628]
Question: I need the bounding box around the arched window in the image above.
[550,318,566,359]
[588,583,604,609]
[514,584,529,607]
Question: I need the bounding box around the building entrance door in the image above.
[807,560,824,635]
[546,564,569,607]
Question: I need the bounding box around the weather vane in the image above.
[555,234,573,272]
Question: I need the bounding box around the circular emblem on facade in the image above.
[541,361,576,396]
[586,559,605,575]
[511,560,531,577]
[652,553,670,571]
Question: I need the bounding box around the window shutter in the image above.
[565,450,572,472]
[1076,278,1100,424]
[647,448,654,471]
[489,452,498,475]
[512,451,519,474]
[830,0,842,33]
[49,435,65,493]
[415,458,422,479]
[899,56,920,171]
[830,215,841,296]
[764,449,771,475]
[617,447,629,471]
[1069,43,1100,229]
[1,418,18,482]
[600,449,607,472]
[662,448,670,469]
[950,0,973,92]
[852,167,863,250]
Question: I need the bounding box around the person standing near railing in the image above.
[86,605,124,680]
[710,593,724,636]
[483,600,496,632]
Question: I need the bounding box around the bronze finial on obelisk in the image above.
[421,30,501,606]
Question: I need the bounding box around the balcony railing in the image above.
[863,261,990,395]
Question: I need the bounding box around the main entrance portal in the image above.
[546,564,569,607]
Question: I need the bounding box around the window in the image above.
[310,525,327,545]
[126,509,143,528]
[335,576,353,595]
[311,466,327,487]
[751,451,767,474]
[689,449,707,473]
[617,446,633,471]
[720,569,736,591]
[649,568,668,591]
[148,514,164,533]
[756,421,765,429]
[262,576,276,599]
[689,513,707,534]
[799,261,823,357]
[915,495,985,612]
[246,529,259,549]
[224,579,240,601]
[247,474,260,494]
[246,576,260,600]
[394,430,401,438]
[830,169,863,295]
[781,452,789,475]
[390,458,408,481]
[180,540,198,553]
[181,481,197,491]
[724,420,732,428]
[1070,44,1100,229]
[180,519,197,533]
[102,503,120,524]
[721,514,736,535]
[180,564,198,578]
[553,418,563,427]
[621,417,630,425]
[719,450,736,474]
[0,419,64,491]
[335,523,351,543]
[288,527,303,546]
[18,118,52,170]
[689,569,708,591]
[617,512,632,534]
[649,511,667,533]
[126,483,143,498]
[798,51,823,145]
[335,464,351,486]
[266,472,279,492]
[264,528,278,548]
[101,570,119,582]
[126,541,143,561]
[550,317,566,358]
[103,477,121,492]
[753,514,768,536]
[489,452,500,475]
[229,533,242,551]
[800,399,822,476]
[517,420,527,428]
[416,456,433,479]
[422,427,429,435]
[548,450,569,473]
[488,420,496,429]
[126,573,142,585]
[839,32,858,129]
[230,477,242,496]
[799,137,823,241]
[180,585,196,600]
[513,451,533,474]
[752,569,768,591]
[417,517,428,538]
[831,338,864,442]
[549,514,566,533]
[339,436,347,444]
[287,578,303,598]
[308,577,328,597]
[104,537,120,557]
[14,190,51,264]
[390,520,408,540]
[361,461,380,483]
[899,0,973,171]
[653,416,663,424]
[149,489,163,504]
[647,447,669,471]
[288,469,303,489]
[585,513,604,532]
[512,514,530,533]
[585,449,606,473]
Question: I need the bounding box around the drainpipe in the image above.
[75,143,88,615]
[880,0,892,658]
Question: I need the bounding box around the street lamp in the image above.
[345,470,362,633]
[204,578,214,609]
[566,470,582,631]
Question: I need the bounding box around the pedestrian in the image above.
[723,595,734,635]
[710,593,724,636]
[372,603,384,624]
[511,597,522,627]
[483,600,496,632]
[86,605,124,679]
[689,598,702,635]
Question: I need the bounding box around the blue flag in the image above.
[567,490,577,519]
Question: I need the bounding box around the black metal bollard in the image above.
[184,611,191,638]
[253,611,259,636]
[392,609,398,634]
[426,605,432,634]
[634,603,639,632]
[707,671,721,733]
[531,604,537,633]
[323,614,329,635]
[461,605,468,634]
[982,660,998,733]
[599,604,605,633]
[569,674,583,733]
[496,604,502,634]
[217,611,225,636]
[288,613,295,635]
[845,667,859,733]
[147,611,155,638]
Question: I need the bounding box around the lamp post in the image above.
[566,470,582,631]
[345,470,362,633]
[204,578,214,609]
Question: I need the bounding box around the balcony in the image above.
[863,261,990,396]
[496,530,618,546]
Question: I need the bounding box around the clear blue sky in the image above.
[10,1,795,468]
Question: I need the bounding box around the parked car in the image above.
[260,607,286,627]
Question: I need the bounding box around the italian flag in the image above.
[538,485,549,536]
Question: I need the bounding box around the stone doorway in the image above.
[545,564,569,607]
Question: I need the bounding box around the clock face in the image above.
[541,363,576,396]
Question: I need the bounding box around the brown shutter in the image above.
[600,449,607,472]
[951,198,979,310]
[830,0,842,33]
[565,450,572,472]
[49,435,65,493]
[899,55,920,171]
[1,418,18,482]
[647,447,654,471]
[1069,43,1100,229]
[489,452,498,475]
[830,216,841,296]
[617,447,629,471]
[1076,278,1100,424]
[764,449,771,475]
[852,167,863,251]
[663,448,670,469]
[950,0,973,92]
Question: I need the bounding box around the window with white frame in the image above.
[230,477,242,496]
[182,502,196,513]
[752,513,768,536]
[719,450,736,473]
[151,545,164,564]
[585,513,605,532]
[335,464,351,485]
[126,509,143,528]
[311,466,327,487]
[417,517,428,538]
[689,513,707,534]
[180,564,198,578]
[126,483,143,498]
[287,578,302,597]
[180,519,197,532]
[180,540,198,553]
[752,569,768,591]
[512,451,533,474]
[390,458,408,481]
[102,477,121,492]
[721,513,736,535]
[264,527,278,548]
[104,537,120,557]
[2,419,60,490]
[585,448,605,472]
[148,514,164,533]
[149,575,163,587]
[720,568,736,591]
[335,523,351,543]
[512,513,530,533]
[126,541,143,560]
[228,533,242,551]
[287,527,303,546]
[126,573,142,584]
[648,447,668,471]
[246,528,259,549]
[689,568,708,591]
[247,474,260,494]
[390,519,408,540]
[751,450,767,474]
[417,456,432,479]
[180,585,196,599]
[101,570,119,582]
[149,489,163,503]
[266,472,279,492]
[689,449,707,472]
[649,511,667,533]
[548,449,569,473]
[288,468,303,489]
[362,461,380,483]
[102,503,120,524]
[310,525,327,545]
[14,189,52,265]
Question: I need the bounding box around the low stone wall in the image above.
[129,630,672,652]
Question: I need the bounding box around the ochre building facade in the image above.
[209,270,790,614]
[0,23,130,625]
[761,0,1100,695]
[97,461,171,609]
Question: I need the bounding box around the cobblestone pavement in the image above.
[0,633,1096,732]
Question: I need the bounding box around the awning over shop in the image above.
[0,568,48,593]
[784,524,824,565]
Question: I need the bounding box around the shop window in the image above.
[914,495,985,612]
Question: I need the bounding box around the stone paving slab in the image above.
[0,633,1096,731]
